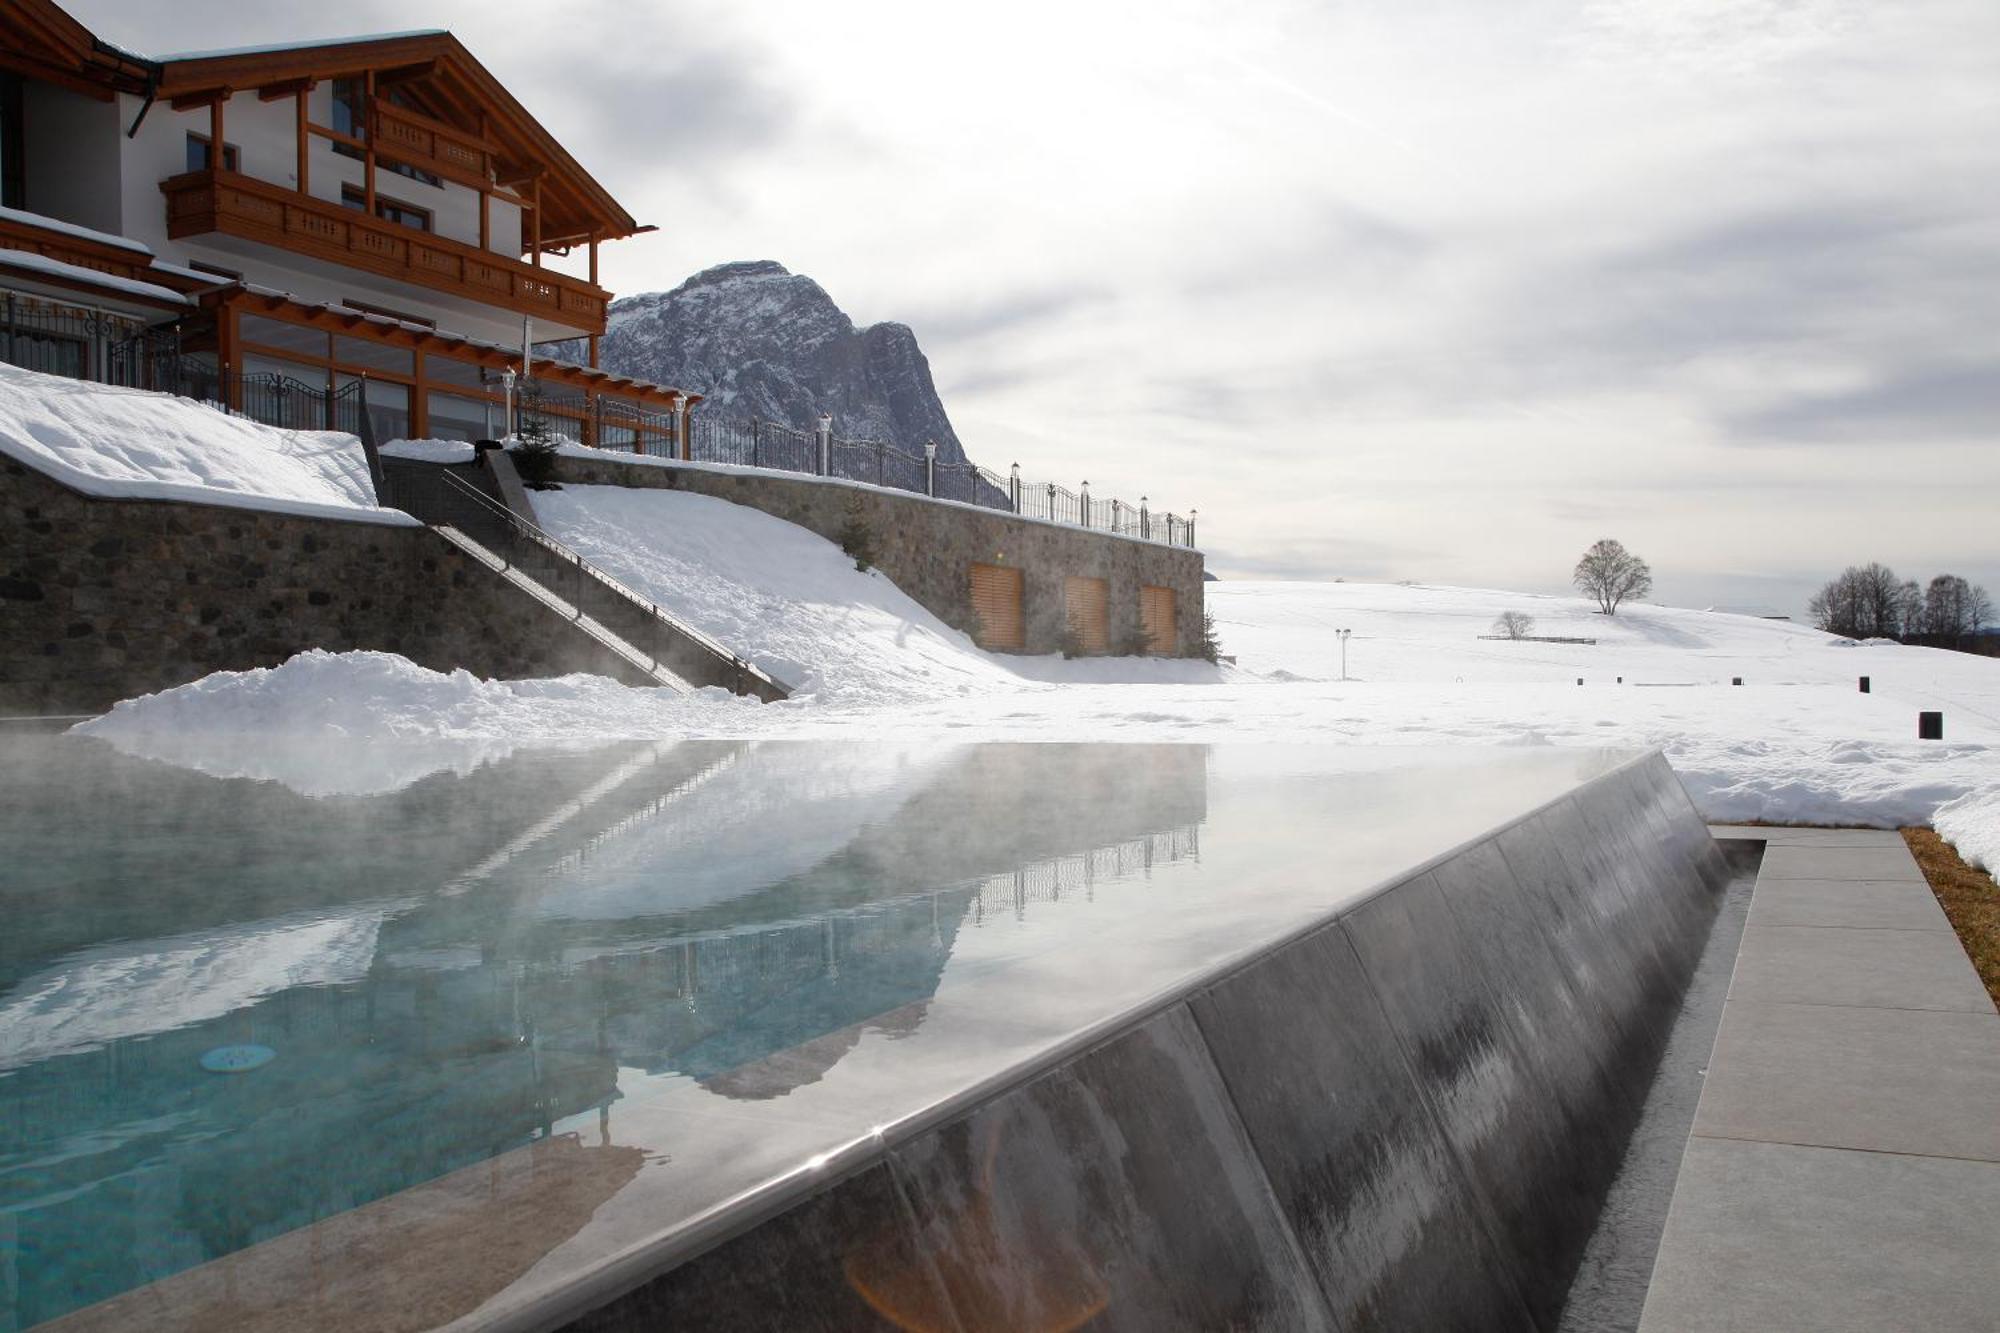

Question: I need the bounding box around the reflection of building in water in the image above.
[0,741,1209,1326]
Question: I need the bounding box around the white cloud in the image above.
[70,0,2000,614]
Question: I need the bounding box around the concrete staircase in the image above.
[378,456,788,702]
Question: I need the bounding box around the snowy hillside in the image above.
[548,261,972,463]
[0,362,413,525]
[533,485,1021,703]
[74,491,2000,868]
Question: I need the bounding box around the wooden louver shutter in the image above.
[1064,575,1109,655]
[969,563,1024,651]
[1140,584,1176,654]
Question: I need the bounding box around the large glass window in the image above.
[423,353,495,391]
[427,391,495,442]
[240,315,328,361]
[340,374,408,442]
[331,334,412,376]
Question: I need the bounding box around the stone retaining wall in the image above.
[0,456,651,714]
[550,454,1207,657]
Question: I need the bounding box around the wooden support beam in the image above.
[295,90,309,194]
[209,97,225,172]
[362,70,377,214]
[479,189,490,251]
[530,176,541,267]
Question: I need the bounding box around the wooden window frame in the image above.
[185,131,240,174]
[340,183,432,233]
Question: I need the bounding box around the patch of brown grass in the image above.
[1903,827,2000,1012]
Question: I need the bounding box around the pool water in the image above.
[0,734,1625,1330]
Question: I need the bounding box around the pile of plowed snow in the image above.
[0,361,412,523]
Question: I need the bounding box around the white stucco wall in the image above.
[21,82,122,235]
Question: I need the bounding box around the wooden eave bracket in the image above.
[256,77,318,101]
[169,86,232,111]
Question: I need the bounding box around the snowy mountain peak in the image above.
[568,261,971,464]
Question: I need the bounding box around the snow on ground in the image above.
[532,485,1220,700]
[75,487,2000,866]
[0,361,415,524]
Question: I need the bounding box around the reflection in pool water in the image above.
[0,736,1208,1328]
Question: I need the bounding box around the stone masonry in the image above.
[1,455,651,714]
[550,454,1207,657]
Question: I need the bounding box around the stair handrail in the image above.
[417,466,780,691]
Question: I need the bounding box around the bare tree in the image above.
[1573,539,1652,615]
[1493,610,1535,639]
[1921,574,1997,640]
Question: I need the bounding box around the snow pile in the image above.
[533,485,1025,702]
[1935,790,2000,873]
[72,649,751,794]
[0,361,415,524]
[379,438,478,464]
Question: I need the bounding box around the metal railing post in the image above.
[816,413,832,476]
[1080,481,1090,528]
[924,440,936,497]
[1188,509,1197,548]
[1141,496,1150,542]
[1010,463,1021,513]
[1111,499,1121,534]
[677,395,692,461]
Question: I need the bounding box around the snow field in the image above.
[0,361,414,524]
[73,486,2000,869]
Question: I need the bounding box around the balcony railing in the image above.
[161,169,608,334]
[370,101,495,193]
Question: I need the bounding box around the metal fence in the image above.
[656,415,1197,548]
[0,293,150,383]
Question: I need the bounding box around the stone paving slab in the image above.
[1744,878,1954,932]
[1755,845,1928,881]
[1694,1000,2000,1161]
[1642,829,2000,1332]
[1709,826,1906,848]
[1638,1138,2000,1333]
[1731,924,1994,1012]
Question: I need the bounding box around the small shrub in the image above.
[837,493,877,571]
[1061,624,1088,660]
[1197,610,1223,663]
[510,382,562,489]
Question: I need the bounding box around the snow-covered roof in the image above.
[149,30,448,62]
[0,361,419,527]
[0,204,153,256]
[0,248,188,307]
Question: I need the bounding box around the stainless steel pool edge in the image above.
[481,748,1723,1333]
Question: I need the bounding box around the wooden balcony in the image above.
[161,170,608,335]
[370,101,495,194]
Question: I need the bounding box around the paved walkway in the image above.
[1638,826,2000,1332]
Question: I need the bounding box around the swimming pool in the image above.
[0,734,1632,1329]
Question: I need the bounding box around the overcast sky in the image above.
[77,0,2000,614]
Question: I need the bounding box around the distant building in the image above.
[0,0,688,447]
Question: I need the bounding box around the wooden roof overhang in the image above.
[152,33,648,253]
[0,0,155,100]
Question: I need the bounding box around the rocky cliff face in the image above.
[557,261,971,464]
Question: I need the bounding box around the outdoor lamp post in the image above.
[501,366,517,440]
[1338,627,1352,681]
